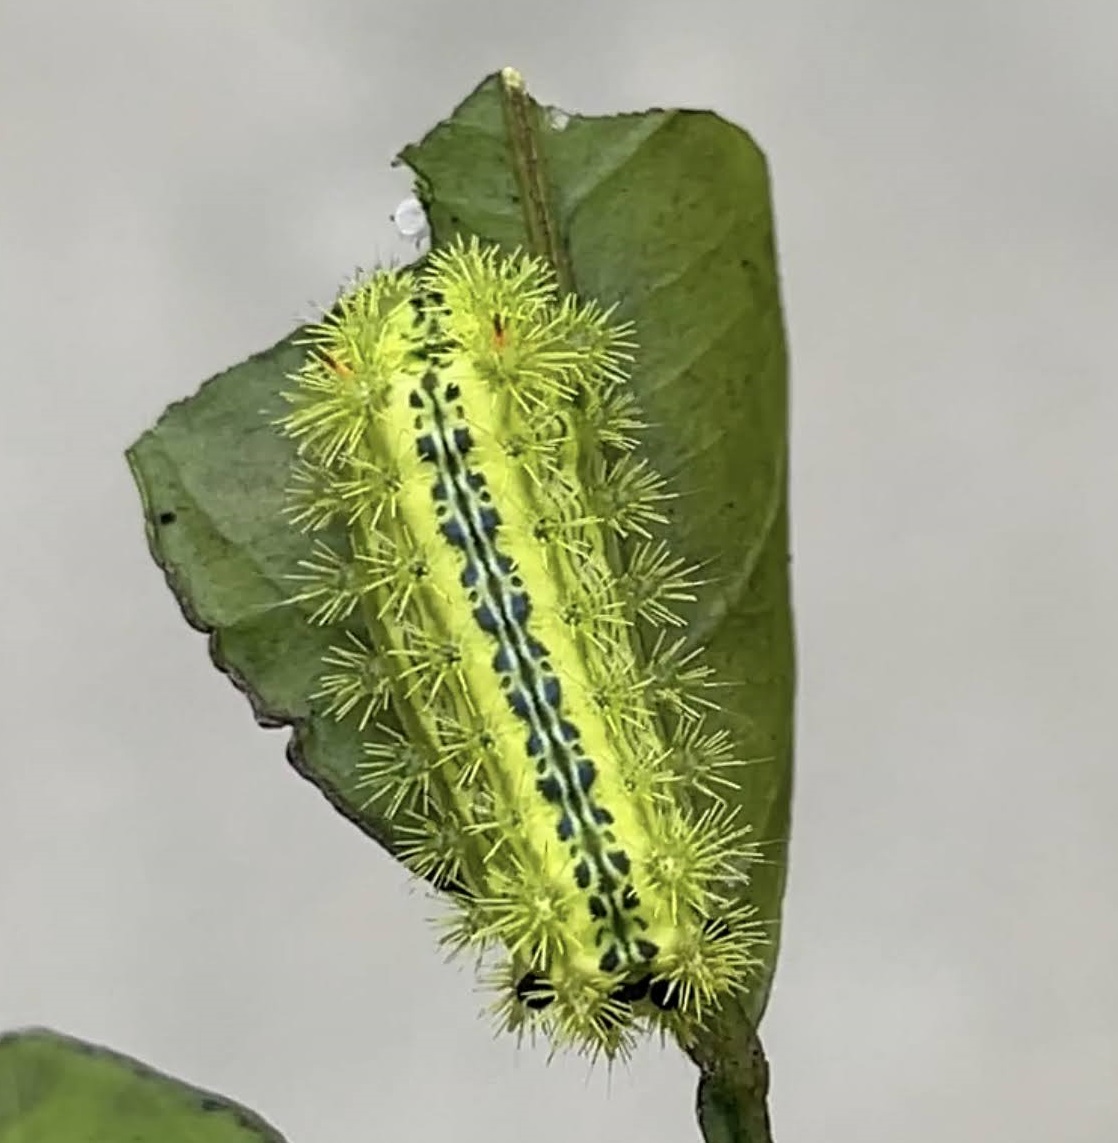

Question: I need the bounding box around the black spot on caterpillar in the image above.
[515,971,555,1011]
[648,977,681,1012]
[610,974,651,1005]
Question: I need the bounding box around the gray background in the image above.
[2,2,1115,1140]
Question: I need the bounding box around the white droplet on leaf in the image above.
[392,196,429,241]
[546,106,571,132]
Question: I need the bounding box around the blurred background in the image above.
[2,2,1116,1140]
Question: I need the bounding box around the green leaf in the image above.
[0,1028,287,1143]
[127,69,792,1137]
[127,331,399,852]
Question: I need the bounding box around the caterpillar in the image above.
[278,236,766,1060]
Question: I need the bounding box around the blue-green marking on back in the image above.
[409,339,658,980]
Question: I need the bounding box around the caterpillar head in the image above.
[278,235,767,1060]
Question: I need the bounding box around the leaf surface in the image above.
[0,1029,287,1143]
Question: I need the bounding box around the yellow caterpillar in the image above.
[278,236,765,1059]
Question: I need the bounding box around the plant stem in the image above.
[498,67,574,294]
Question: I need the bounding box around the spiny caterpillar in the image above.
[278,236,766,1060]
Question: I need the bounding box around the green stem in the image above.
[690,1004,775,1143]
